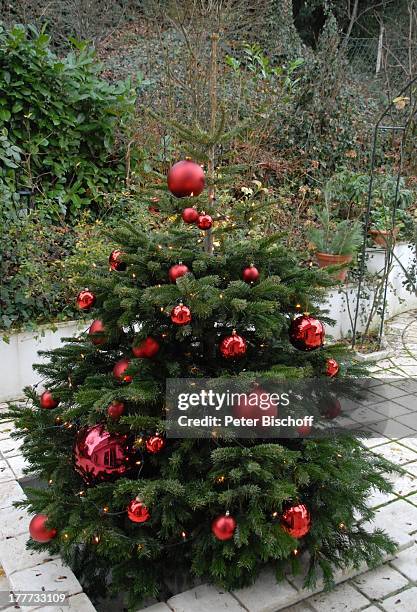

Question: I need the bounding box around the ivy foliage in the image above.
[0,22,138,219]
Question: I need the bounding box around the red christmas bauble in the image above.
[326,358,340,377]
[182,207,199,224]
[219,331,247,359]
[281,504,311,538]
[40,390,59,410]
[289,314,325,351]
[197,213,213,230]
[113,358,133,383]
[171,304,192,326]
[109,249,126,272]
[320,397,342,419]
[107,401,125,420]
[297,424,312,437]
[145,435,165,454]
[169,263,190,283]
[127,498,150,523]
[242,265,260,283]
[233,387,277,421]
[88,319,106,346]
[74,424,134,483]
[132,336,160,358]
[211,513,236,541]
[29,514,57,543]
[76,289,96,310]
[167,160,205,198]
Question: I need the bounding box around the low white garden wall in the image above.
[1,243,416,402]
[0,320,89,402]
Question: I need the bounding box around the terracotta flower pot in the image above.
[369,228,399,248]
[315,252,353,282]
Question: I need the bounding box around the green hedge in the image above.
[0,23,138,219]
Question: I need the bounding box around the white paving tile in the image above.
[380,586,417,611]
[0,480,25,510]
[307,582,370,611]
[0,460,15,484]
[0,437,22,458]
[372,442,417,465]
[390,543,417,581]
[233,569,300,612]
[0,532,57,575]
[168,584,245,612]
[353,566,409,600]
[372,498,417,534]
[8,560,82,598]
[7,454,30,480]
[0,505,31,540]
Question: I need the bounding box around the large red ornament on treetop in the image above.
[132,336,160,359]
[211,512,236,541]
[167,160,205,198]
[88,320,106,346]
[197,213,213,230]
[127,498,150,523]
[113,358,133,383]
[289,314,325,351]
[107,401,125,420]
[325,358,340,377]
[169,263,190,283]
[109,249,126,272]
[182,207,199,224]
[40,390,59,410]
[219,331,247,359]
[281,503,311,538]
[76,289,96,310]
[145,435,165,454]
[171,303,192,326]
[242,265,260,283]
[29,514,57,543]
[74,424,134,483]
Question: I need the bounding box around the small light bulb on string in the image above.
[293,548,299,556]
[181,531,187,540]
[80,353,85,359]
[48,479,53,485]
[339,522,346,530]
[102,506,109,514]
[136,460,142,466]
[296,304,301,309]
[55,416,63,425]
[63,533,69,541]
[272,511,279,519]
[216,475,225,484]
[93,535,101,545]
[78,490,85,497]
[158,245,162,250]
[132,273,136,279]
[160,307,164,312]
[92,263,97,268]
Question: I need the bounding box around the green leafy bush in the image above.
[0,23,138,219]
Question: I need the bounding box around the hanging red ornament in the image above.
[182,207,199,224]
[167,160,205,198]
[29,514,57,543]
[242,265,260,283]
[127,498,150,523]
[88,319,106,346]
[211,512,236,541]
[109,249,126,272]
[320,397,342,420]
[170,303,192,326]
[107,401,125,420]
[113,358,133,383]
[219,330,247,359]
[297,424,312,437]
[289,314,325,351]
[233,386,277,421]
[281,503,311,538]
[325,358,340,377]
[76,289,96,310]
[197,213,213,230]
[169,263,190,283]
[132,336,160,358]
[74,424,134,483]
[40,390,59,410]
[145,435,166,454]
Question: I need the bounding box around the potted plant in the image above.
[308,205,362,281]
[369,205,404,248]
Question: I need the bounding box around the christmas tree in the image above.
[7,35,397,610]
